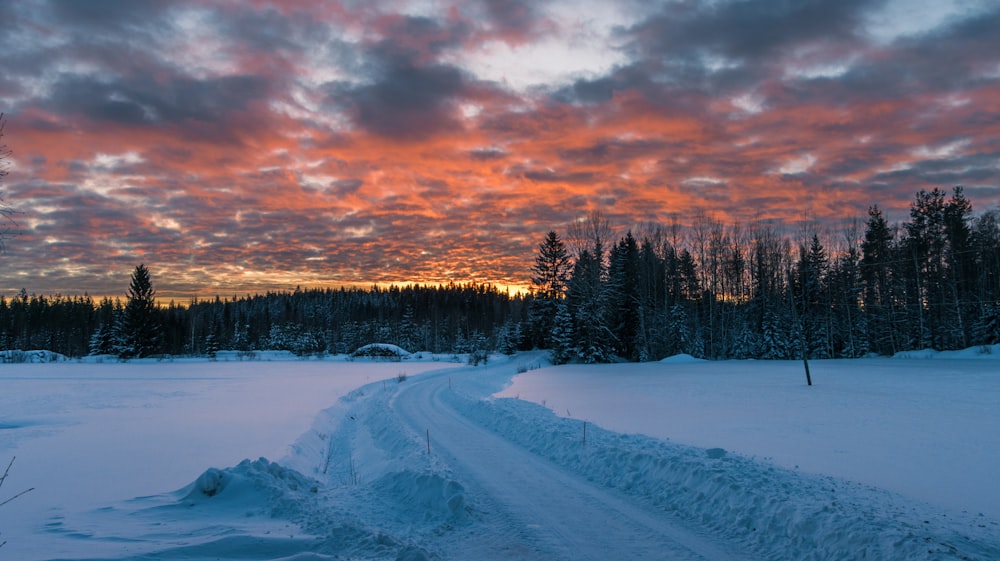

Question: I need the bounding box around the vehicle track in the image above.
[392,372,748,561]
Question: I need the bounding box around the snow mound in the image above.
[351,343,412,359]
[373,470,467,522]
[181,457,320,514]
[0,349,69,363]
[894,345,1000,359]
[659,353,706,363]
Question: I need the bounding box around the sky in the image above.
[1,0,999,300]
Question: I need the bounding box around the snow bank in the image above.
[658,353,706,363]
[0,349,69,363]
[446,374,1000,561]
[498,357,1000,519]
[893,344,1000,359]
[351,343,412,359]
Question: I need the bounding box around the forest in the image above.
[1,186,998,362]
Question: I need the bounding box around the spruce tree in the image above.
[549,301,575,365]
[529,231,571,348]
[861,206,897,355]
[118,264,161,359]
[567,249,614,363]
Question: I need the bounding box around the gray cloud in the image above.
[331,55,468,140]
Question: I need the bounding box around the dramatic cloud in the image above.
[1,0,998,299]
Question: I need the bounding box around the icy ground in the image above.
[1,352,998,560]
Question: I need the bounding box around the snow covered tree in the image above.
[759,309,792,359]
[88,321,116,356]
[117,264,162,359]
[567,249,615,363]
[549,301,575,365]
[667,304,694,357]
[204,331,220,360]
[797,234,831,359]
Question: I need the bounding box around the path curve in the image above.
[392,371,748,561]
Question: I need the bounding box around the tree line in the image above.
[1,186,998,362]
[529,187,1000,363]
[1,265,529,359]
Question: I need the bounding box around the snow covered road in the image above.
[393,370,747,561]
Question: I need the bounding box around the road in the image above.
[391,371,747,561]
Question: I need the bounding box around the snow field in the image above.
[496,349,1000,520]
[456,374,999,560]
[1,352,998,560]
[0,357,456,560]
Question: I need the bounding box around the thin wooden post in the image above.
[426,429,431,455]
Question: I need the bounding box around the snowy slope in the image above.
[1,354,998,560]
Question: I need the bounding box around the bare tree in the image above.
[566,210,615,272]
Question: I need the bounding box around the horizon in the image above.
[0,278,533,307]
[2,0,999,299]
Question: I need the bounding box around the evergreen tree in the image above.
[861,206,898,355]
[607,232,642,360]
[88,321,116,356]
[117,264,162,359]
[529,231,571,348]
[797,234,831,358]
[204,331,220,360]
[549,301,575,365]
[567,249,614,363]
[943,186,975,347]
[759,309,792,359]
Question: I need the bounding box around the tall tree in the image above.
[906,188,949,348]
[943,186,975,347]
[118,264,162,358]
[607,232,643,360]
[861,206,898,355]
[531,231,571,299]
[797,233,831,358]
[529,231,571,348]
[567,249,614,363]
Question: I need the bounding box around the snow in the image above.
[0,357,456,560]
[351,343,413,358]
[1,352,998,560]
[498,349,1000,520]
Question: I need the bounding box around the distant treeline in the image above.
[1,186,998,362]
[0,283,528,359]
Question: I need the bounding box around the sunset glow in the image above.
[2,0,999,299]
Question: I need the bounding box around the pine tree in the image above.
[88,322,116,356]
[797,234,831,358]
[117,264,162,359]
[204,331,220,360]
[549,301,575,365]
[861,206,897,355]
[607,233,642,360]
[567,249,615,363]
[759,309,791,359]
[529,231,571,348]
